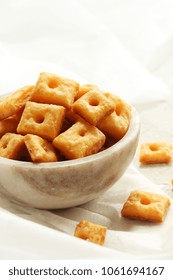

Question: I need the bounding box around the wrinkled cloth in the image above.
[0,0,173,259]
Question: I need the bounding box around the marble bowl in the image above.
[0,106,140,209]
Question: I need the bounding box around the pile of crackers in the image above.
[0,72,172,246]
[0,72,131,163]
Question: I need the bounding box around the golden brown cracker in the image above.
[0,132,25,160]
[74,220,107,245]
[53,120,105,159]
[139,142,172,164]
[0,85,34,120]
[24,134,58,163]
[121,190,171,223]
[73,90,114,126]
[75,83,100,100]
[31,72,79,108]
[0,110,23,138]
[17,101,66,141]
[98,92,131,140]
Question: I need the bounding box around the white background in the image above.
[1,0,173,263]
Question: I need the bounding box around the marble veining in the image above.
[0,107,140,209]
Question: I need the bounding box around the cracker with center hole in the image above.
[74,220,107,245]
[24,134,58,163]
[0,85,34,120]
[53,120,106,159]
[17,101,66,141]
[73,90,114,126]
[0,132,25,160]
[31,72,79,108]
[139,142,172,164]
[97,92,131,140]
[121,190,171,223]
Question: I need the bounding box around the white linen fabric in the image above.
[0,0,173,259]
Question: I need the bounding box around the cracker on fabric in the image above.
[139,142,172,164]
[0,85,34,120]
[74,220,107,245]
[73,90,114,126]
[31,72,79,108]
[121,190,171,223]
[17,101,66,141]
[53,120,106,159]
